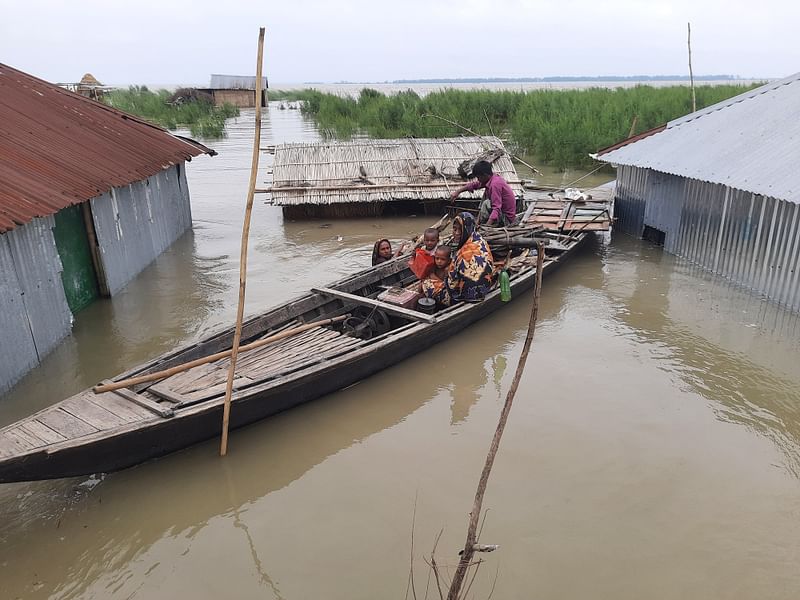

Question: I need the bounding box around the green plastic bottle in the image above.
[499,270,511,302]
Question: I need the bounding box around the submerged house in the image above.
[0,63,213,394]
[198,74,268,108]
[268,137,523,218]
[596,73,800,313]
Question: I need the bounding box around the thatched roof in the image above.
[79,73,102,86]
[268,136,522,206]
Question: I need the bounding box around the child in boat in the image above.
[407,228,440,278]
[422,228,440,255]
[408,228,440,279]
[421,245,452,307]
[371,239,409,265]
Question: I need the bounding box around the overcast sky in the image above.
[1,0,797,86]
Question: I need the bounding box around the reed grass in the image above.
[104,86,240,138]
[287,85,760,168]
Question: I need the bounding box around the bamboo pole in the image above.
[688,22,697,113]
[444,242,545,599]
[256,180,524,193]
[92,316,348,394]
[422,113,542,175]
[220,27,266,457]
[627,115,638,138]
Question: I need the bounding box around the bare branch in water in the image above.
[406,492,419,600]
[476,509,490,542]
[430,529,446,600]
[446,243,546,600]
[460,558,484,600]
[486,564,500,600]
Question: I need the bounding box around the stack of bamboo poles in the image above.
[479,225,545,248]
[479,225,547,261]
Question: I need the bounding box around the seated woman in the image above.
[446,212,494,302]
[421,245,453,307]
[371,238,408,266]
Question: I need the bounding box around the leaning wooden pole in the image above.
[688,22,697,113]
[446,242,545,599]
[220,27,266,457]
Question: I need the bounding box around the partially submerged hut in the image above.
[595,73,800,313]
[267,137,523,218]
[198,74,268,107]
[76,72,105,100]
[0,63,213,394]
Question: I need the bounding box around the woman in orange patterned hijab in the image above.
[447,212,494,302]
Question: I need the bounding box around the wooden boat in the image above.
[0,221,595,483]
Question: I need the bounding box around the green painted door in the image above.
[53,204,99,313]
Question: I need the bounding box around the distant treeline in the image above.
[271,85,758,168]
[104,86,239,138]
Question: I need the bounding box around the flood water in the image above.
[1,105,799,599]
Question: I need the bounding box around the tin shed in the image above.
[0,63,214,394]
[596,73,800,312]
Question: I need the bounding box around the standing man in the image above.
[449,160,517,226]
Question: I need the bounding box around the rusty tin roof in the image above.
[0,63,214,233]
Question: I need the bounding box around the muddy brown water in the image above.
[1,106,799,599]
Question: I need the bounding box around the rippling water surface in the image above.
[0,105,798,600]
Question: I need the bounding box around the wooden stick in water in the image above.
[445,242,545,599]
[220,27,266,457]
[92,316,348,394]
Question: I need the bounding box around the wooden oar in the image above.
[92,315,348,394]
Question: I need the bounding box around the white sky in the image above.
[1,0,797,85]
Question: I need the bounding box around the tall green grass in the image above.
[288,85,758,168]
[104,86,239,138]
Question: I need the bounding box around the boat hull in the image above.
[0,235,587,483]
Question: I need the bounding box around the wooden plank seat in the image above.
[312,287,436,324]
[0,389,157,457]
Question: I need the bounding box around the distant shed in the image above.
[0,63,213,395]
[596,73,800,313]
[268,137,523,218]
[199,74,269,108]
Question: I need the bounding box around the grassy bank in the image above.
[104,86,239,138]
[277,85,757,168]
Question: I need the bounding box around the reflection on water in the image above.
[0,107,799,600]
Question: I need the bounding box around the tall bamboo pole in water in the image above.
[220,27,266,457]
[688,22,697,113]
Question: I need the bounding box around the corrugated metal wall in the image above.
[91,163,192,295]
[615,166,800,312]
[614,165,647,236]
[0,163,193,395]
[0,216,73,394]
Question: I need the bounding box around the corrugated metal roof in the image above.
[209,74,269,90]
[0,63,214,233]
[596,73,800,204]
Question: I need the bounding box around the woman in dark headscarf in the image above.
[446,212,494,301]
[372,239,393,265]
[371,238,409,265]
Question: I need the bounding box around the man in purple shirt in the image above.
[449,160,517,226]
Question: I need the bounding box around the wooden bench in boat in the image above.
[0,389,157,459]
[312,287,436,324]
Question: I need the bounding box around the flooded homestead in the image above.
[0,104,799,599]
